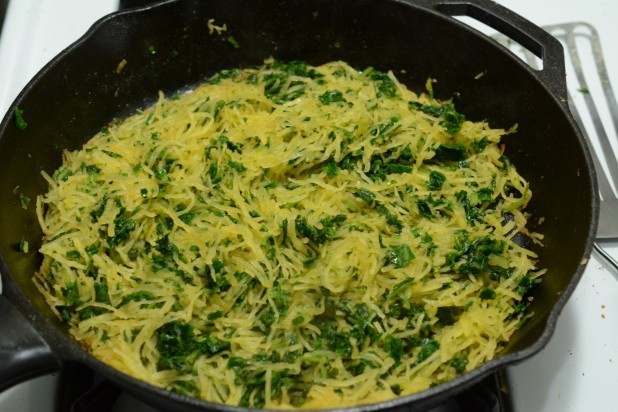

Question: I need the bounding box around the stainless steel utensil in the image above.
[496,22,618,277]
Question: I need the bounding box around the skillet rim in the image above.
[0,0,598,410]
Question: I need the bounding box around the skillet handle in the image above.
[0,294,61,392]
[420,0,568,104]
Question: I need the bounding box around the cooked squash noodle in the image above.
[34,60,545,409]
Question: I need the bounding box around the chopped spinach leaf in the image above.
[440,103,466,135]
[386,244,415,268]
[479,288,497,300]
[451,353,469,373]
[409,100,465,135]
[388,277,414,299]
[94,281,111,304]
[118,291,156,307]
[61,281,80,307]
[294,214,347,245]
[471,136,489,153]
[83,164,101,175]
[417,338,440,363]
[417,198,435,219]
[90,193,109,223]
[515,275,540,296]
[366,68,398,98]
[52,166,74,182]
[354,189,376,205]
[13,107,28,129]
[107,209,136,248]
[427,170,446,190]
[156,320,230,373]
[376,205,403,234]
[436,306,462,327]
[319,90,346,105]
[322,158,339,178]
[227,35,240,49]
[456,190,484,226]
[228,160,247,173]
[434,144,467,162]
[383,335,405,363]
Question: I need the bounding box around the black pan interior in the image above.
[0,0,595,410]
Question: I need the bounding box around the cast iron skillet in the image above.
[0,0,598,411]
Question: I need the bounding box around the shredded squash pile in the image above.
[34,60,544,409]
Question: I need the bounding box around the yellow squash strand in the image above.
[34,60,544,409]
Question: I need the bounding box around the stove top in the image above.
[0,1,617,411]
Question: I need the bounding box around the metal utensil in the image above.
[495,22,618,276]
[553,22,618,276]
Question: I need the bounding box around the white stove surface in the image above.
[0,1,617,411]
